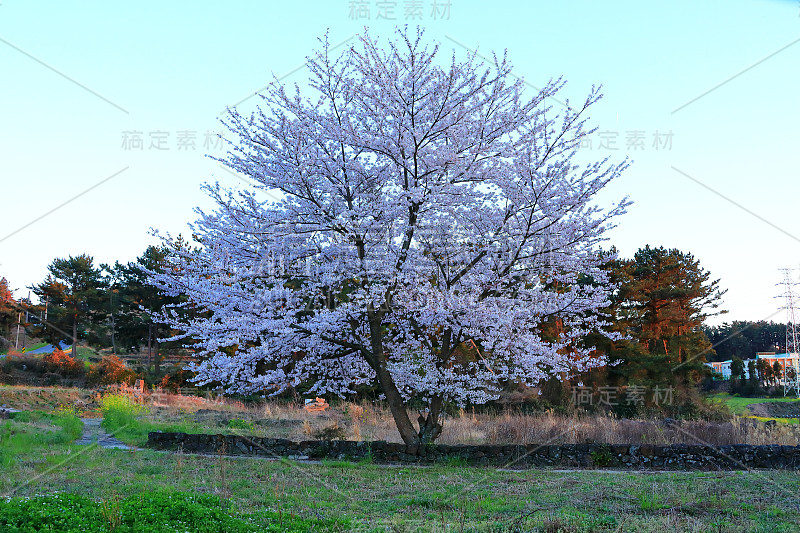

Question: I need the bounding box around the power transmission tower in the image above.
[778,269,800,397]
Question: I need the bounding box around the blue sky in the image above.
[1,0,799,324]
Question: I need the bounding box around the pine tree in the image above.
[0,277,17,340]
[583,246,725,398]
[106,245,186,374]
[30,255,106,351]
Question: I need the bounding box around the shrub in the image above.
[100,394,149,433]
[87,355,137,386]
[158,367,198,392]
[55,404,82,418]
[313,422,348,441]
[0,353,46,375]
[42,372,62,386]
[43,349,84,378]
[589,446,613,467]
[227,418,255,431]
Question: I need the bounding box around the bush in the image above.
[100,394,149,433]
[227,418,255,431]
[42,372,62,386]
[590,445,613,467]
[0,353,46,375]
[43,349,84,378]
[158,367,198,392]
[313,422,348,441]
[87,355,137,386]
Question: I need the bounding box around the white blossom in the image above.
[149,28,630,444]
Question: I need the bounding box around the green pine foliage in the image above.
[580,246,726,414]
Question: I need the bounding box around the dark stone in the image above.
[143,432,800,471]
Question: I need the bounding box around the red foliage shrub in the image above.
[43,349,84,377]
[87,355,137,386]
[158,368,197,392]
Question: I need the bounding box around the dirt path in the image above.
[749,401,800,418]
[74,418,133,450]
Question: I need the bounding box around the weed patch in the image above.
[0,410,81,467]
[0,491,345,532]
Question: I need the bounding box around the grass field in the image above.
[1,405,799,531]
[73,346,99,360]
[710,393,800,414]
[1,387,799,530]
[24,342,47,353]
[2,384,798,447]
[709,393,800,424]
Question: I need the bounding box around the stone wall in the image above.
[147,431,800,470]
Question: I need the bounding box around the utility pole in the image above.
[778,268,800,397]
[22,290,29,351]
[14,312,21,350]
[109,288,117,355]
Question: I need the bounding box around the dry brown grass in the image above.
[454,409,800,446]
[4,383,796,446]
[125,393,800,447]
[0,384,96,412]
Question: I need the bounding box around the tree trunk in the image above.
[154,326,161,376]
[367,310,421,447]
[374,361,420,446]
[367,312,443,450]
[72,313,78,357]
[110,293,117,355]
[417,395,444,444]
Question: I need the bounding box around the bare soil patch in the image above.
[749,401,800,418]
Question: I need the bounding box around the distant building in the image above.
[756,352,800,384]
[706,360,732,379]
[706,353,800,381]
[705,359,754,380]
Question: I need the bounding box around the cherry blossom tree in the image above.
[150,28,630,447]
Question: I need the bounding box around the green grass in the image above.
[0,491,344,532]
[709,393,800,416]
[99,394,204,447]
[1,409,799,532]
[0,410,83,467]
[74,346,98,361]
[22,342,47,353]
[1,396,799,530]
[228,418,255,431]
